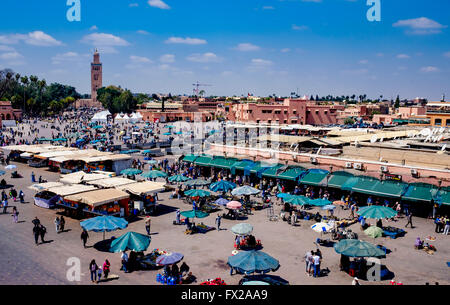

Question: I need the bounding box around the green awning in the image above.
[194,155,214,166]
[299,169,329,186]
[327,171,355,189]
[182,154,199,163]
[402,183,438,202]
[210,157,239,169]
[350,177,407,198]
[262,164,285,179]
[277,167,306,181]
[250,162,279,178]
[435,188,450,206]
[231,160,257,176]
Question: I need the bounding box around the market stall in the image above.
[64,188,130,218]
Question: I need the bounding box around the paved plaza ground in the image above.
[0,121,449,285]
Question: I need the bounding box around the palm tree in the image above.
[21,76,29,112]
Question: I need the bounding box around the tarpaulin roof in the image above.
[116,181,166,196]
[47,184,98,196]
[86,177,137,188]
[64,188,129,207]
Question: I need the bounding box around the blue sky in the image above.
[0,0,449,100]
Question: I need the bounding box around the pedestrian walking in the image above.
[443,216,450,235]
[145,216,151,235]
[81,229,89,248]
[11,206,18,223]
[60,216,65,232]
[31,172,36,183]
[2,199,8,214]
[33,224,40,245]
[305,250,312,276]
[19,190,24,203]
[39,224,47,243]
[215,215,222,231]
[96,267,103,283]
[89,260,98,283]
[176,209,181,224]
[103,259,111,279]
[235,235,241,249]
[54,216,60,233]
[121,251,129,273]
[405,213,413,228]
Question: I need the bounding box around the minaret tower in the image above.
[91,49,103,103]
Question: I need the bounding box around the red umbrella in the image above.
[227,201,242,210]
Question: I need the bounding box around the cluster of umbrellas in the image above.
[80,215,184,265]
[277,193,332,207]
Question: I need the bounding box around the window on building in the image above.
[275,111,281,114]
[435,119,442,126]
[446,119,450,126]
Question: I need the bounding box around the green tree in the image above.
[344,118,355,125]
[394,95,400,108]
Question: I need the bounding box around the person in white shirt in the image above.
[121,251,129,273]
[305,251,313,276]
[313,253,321,278]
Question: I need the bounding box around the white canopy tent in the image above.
[91,110,110,123]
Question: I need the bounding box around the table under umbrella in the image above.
[227,201,242,210]
[120,168,143,176]
[210,180,236,192]
[141,170,168,179]
[284,195,309,206]
[180,210,209,219]
[231,223,253,236]
[357,205,398,219]
[168,174,191,183]
[334,239,386,257]
[184,189,211,198]
[228,250,280,274]
[80,215,128,240]
[231,186,260,196]
[184,178,211,187]
[215,198,230,206]
[309,198,333,207]
[109,232,151,253]
[155,252,184,265]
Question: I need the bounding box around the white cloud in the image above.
[90,25,98,31]
[0,45,15,52]
[82,33,129,46]
[165,37,207,45]
[281,48,291,53]
[186,52,222,63]
[250,58,273,66]
[444,51,450,58]
[51,52,87,64]
[262,6,274,10]
[129,3,139,7]
[130,55,152,63]
[160,54,175,63]
[0,51,23,60]
[148,0,170,10]
[393,17,447,35]
[292,24,308,31]
[420,66,439,73]
[396,54,410,59]
[137,30,150,35]
[0,31,63,46]
[234,43,260,52]
[376,53,384,57]
[359,59,369,64]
